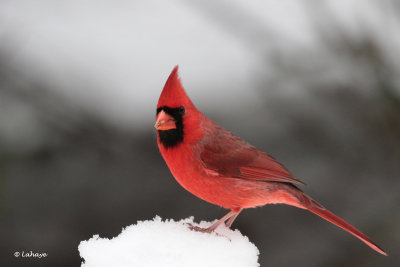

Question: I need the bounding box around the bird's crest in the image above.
[157,66,196,109]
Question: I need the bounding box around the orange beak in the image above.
[155,110,176,130]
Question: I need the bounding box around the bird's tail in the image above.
[285,185,387,256]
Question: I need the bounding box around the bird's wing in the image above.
[200,123,305,185]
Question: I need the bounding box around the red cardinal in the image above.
[155,66,387,256]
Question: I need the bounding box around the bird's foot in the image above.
[186,223,214,233]
[186,210,240,234]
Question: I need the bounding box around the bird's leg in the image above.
[206,211,236,232]
[188,210,237,233]
[225,209,241,228]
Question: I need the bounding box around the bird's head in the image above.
[155,66,201,148]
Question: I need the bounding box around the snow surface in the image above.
[79,216,259,267]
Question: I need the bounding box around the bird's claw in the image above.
[186,223,213,233]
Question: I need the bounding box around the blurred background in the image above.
[1,0,399,266]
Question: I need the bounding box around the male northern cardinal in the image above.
[155,66,387,255]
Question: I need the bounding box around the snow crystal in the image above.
[79,216,259,267]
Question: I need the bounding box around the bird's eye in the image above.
[179,106,185,115]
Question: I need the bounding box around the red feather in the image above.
[200,120,305,185]
[155,66,387,256]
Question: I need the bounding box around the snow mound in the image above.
[79,216,259,267]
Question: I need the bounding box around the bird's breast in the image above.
[158,143,277,210]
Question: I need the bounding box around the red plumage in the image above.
[155,66,387,256]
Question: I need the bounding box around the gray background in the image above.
[1,1,399,266]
